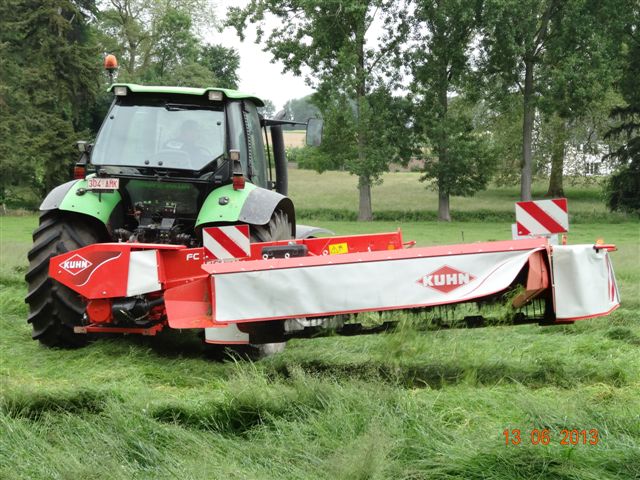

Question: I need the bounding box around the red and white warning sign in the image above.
[515,198,568,236]
[202,225,251,260]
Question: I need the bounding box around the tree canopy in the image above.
[228,0,412,220]
[0,0,101,201]
[604,6,640,214]
[0,0,634,218]
[0,0,241,207]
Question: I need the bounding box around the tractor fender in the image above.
[196,183,295,235]
[40,179,122,226]
[40,180,79,210]
[295,225,335,239]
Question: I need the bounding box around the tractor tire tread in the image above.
[31,212,59,236]
[25,211,105,348]
[27,230,61,261]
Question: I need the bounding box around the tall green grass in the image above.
[288,170,637,221]
[1,198,639,478]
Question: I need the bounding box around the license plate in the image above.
[87,178,119,190]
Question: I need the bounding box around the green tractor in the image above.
[25,82,324,351]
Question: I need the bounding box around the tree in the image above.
[0,0,101,201]
[198,44,240,89]
[283,96,321,126]
[311,88,413,174]
[96,0,232,87]
[480,0,632,201]
[228,0,410,220]
[480,0,564,201]
[604,7,640,214]
[408,0,494,221]
[258,99,276,118]
[419,98,495,220]
[538,0,628,197]
[144,6,199,80]
[533,90,623,191]
[475,94,523,186]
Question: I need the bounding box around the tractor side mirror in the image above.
[306,118,323,146]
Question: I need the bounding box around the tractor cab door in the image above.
[226,101,268,189]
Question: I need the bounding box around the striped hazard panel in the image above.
[203,225,251,260]
[515,198,568,236]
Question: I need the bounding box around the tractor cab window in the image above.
[244,102,267,188]
[91,96,225,171]
[227,102,249,176]
[227,101,268,188]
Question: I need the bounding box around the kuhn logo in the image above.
[417,265,476,294]
[59,254,93,276]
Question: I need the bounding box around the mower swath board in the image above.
[201,239,547,324]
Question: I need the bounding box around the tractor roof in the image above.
[107,83,264,107]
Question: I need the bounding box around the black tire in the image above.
[25,211,106,348]
[249,210,292,244]
[248,210,292,357]
[205,210,292,360]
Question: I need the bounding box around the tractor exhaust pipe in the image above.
[270,125,288,195]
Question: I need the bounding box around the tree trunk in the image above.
[521,57,535,201]
[128,40,136,76]
[356,95,371,221]
[358,175,373,221]
[437,64,450,221]
[438,184,451,222]
[546,117,566,197]
[355,23,372,221]
[128,52,136,76]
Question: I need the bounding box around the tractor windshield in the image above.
[91,97,225,171]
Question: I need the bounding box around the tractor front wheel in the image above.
[25,211,106,347]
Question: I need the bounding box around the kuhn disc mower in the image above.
[25,59,620,355]
[47,230,620,349]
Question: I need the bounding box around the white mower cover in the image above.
[204,323,249,345]
[552,245,620,320]
[210,248,543,323]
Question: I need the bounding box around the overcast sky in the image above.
[207,0,315,109]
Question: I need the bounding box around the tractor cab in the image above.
[60,83,323,247]
[89,85,273,191]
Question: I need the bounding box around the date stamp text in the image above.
[503,429,599,446]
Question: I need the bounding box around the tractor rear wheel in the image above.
[206,210,292,360]
[206,210,293,359]
[248,210,292,356]
[250,209,292,244]
[25,211,105,347]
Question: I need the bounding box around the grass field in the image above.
[287,169,632,222]
[1,175,639,479]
